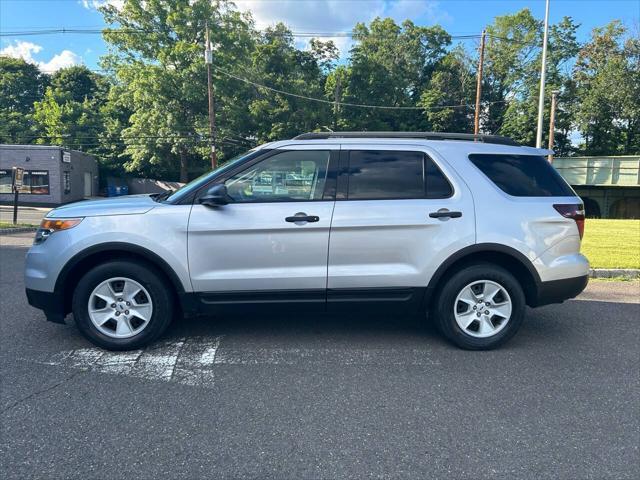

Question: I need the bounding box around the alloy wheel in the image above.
[87,277,153,339]
[453,280,512,338]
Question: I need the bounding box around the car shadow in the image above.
[155,297,638,353]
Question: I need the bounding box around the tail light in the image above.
[554,204,585,239]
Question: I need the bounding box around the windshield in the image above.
[164,148,262,204]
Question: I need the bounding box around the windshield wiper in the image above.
[153,189,174,202]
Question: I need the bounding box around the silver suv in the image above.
[25,132,589,350]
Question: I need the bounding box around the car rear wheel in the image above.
[72,260,173,350]
[432,263,526,350]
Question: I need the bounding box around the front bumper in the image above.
[530,274,589,307]
[25,288,67,324]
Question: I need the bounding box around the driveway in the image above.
[1,232,639,479]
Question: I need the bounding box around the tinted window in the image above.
[225,150,330,202]
[347,151,424,199]
[345,151,452,200]
[425,158,453,198]
[469,154,574,197]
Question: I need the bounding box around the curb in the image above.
[590,268,640,279]
[0,227,38,235]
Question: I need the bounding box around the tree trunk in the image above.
[179,149,189,183]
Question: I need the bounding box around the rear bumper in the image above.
[25,288,67,324]
[531,274,589,307]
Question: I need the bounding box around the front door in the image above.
[327,145,475,305]
[188,147,338,307]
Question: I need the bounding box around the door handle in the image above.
[429,210,462,219]
[285,213,320,223]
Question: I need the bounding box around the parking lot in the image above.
[1,232,639,479]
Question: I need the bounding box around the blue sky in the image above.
[1,0,638,72]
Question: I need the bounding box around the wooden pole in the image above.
[474,30,486,136]
[205,25,217,170]
[548,90,559,163]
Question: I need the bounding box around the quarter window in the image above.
[345,151,452,200]
[224,150,330,202]
[468,154,574,197]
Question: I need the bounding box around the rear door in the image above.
[327,144,475,305]
[188,145,338,308]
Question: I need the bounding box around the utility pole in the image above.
[547,90,559,162]
[333,75,341,131]
[536,0,551,148]
[474,30,486,136]
[205,25,217,170]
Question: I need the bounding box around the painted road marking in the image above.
[39,336,440,387]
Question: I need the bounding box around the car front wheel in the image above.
[72,260,174,350]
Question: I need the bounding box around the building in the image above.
[0,145,98,206]
[554,156,640,219]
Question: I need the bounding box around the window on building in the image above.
[0,170,12,194]
[28,171,50,195]
[63,171,71,194]
[0,170,50,195]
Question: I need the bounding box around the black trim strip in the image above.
[198,290,325,305]
[327,287,417,302]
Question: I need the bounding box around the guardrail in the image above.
[553,156,640,187]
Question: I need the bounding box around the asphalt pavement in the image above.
[1,232,639,479]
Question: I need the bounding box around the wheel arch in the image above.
[425,243,541,307]
[55,242,192,316]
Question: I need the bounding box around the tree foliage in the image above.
[0,2,637,182]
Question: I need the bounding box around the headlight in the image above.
[34,218,83,244]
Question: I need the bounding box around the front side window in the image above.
[468,154,575,197]
[345,150,452,200]
[224,150,330,202]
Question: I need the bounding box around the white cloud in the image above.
[80,0,124,9]
[39,50,84,72]
[234,0,450,57]
[0,40,43,63]
[0,40,83,72]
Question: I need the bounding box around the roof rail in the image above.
[292,131,520,146]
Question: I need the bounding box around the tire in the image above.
[72,260,174,350]
[431,263,526,350]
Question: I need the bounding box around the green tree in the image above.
[32,66,107,150]
[574,21,640,155]
[247,24,334,141]
[100,0,257,181]
[419,46,475,133]
[0,56,47,143]
[342,18,451,131]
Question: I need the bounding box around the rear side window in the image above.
[346,150,452,200]
[468,154,574,197]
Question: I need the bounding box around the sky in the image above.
[1,0,639,73]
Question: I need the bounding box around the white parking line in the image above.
[130,339,185,381]
[39,336,440,387]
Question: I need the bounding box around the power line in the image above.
[0,27,535,45]
[211,63,510,111]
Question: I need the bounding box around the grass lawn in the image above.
[582,219,640,269]
[0,221,34,229]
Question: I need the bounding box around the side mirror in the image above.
[199,184,231,207]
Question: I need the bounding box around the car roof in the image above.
[259,137,552,156]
